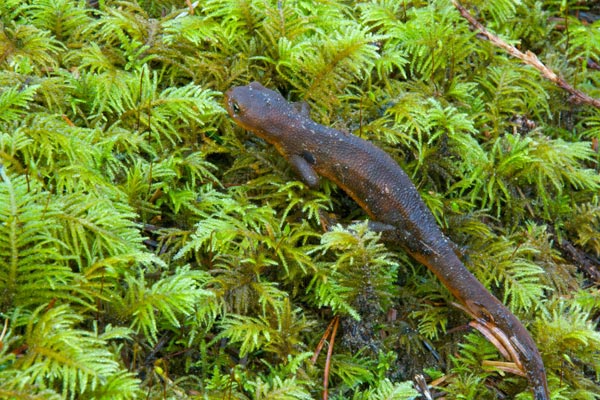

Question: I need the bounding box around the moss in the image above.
[0,0,598,398]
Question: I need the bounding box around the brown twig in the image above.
[184,0,195,15]
[311,316,337,364]
[311,315,340,400]
[452,0,600,109]
[323,316,339,400]
[556,237,600,283]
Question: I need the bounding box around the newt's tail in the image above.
[411,247,550,400]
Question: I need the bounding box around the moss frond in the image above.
[0,83,39,123]
[24,0,92,42]
[565,200,600,256]
[9,305,139,399]
[0,22,64,69]
[352,378,418,400]
[535,300,600,397]
[0,167,80,310]
[119,266,214,343]
[308,222,399,320]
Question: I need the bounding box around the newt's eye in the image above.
[231,101,241,115]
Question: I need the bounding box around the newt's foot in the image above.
[452,301,550,400]
[469,319,525,375]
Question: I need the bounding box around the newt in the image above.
[224,81,550,400]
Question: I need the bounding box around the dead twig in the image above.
[311,315,340,400]
[452,0,600,109]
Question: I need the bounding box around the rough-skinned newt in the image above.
[224,81,550,400]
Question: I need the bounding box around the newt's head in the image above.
[225,82,296,144]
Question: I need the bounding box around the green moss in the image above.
[0,0,598,398]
